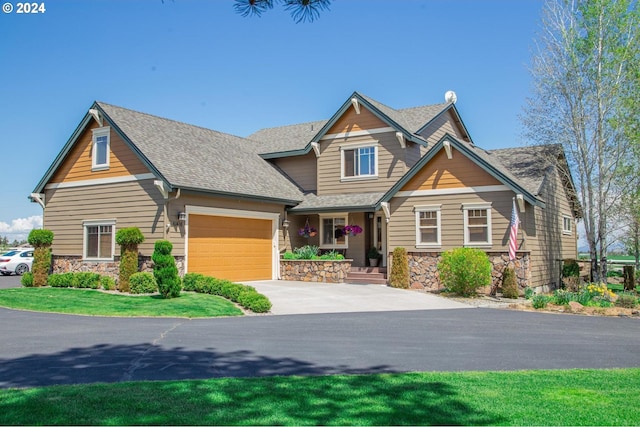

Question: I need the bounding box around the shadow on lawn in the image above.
[0,344,504,425]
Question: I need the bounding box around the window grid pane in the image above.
[467,209,489,243]
[95,136,108,166]
[418,211,439,244]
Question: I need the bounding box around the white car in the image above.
[0,249,34,276]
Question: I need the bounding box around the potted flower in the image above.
[343,225,363,237]
[368,246,380,267]
[298,224,317,238]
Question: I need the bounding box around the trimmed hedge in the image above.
[438,247,492,296]
[101,275,116,291]
[181,273,271,313]
[115,227,145,293]
[27,229,54,287]
[21,272,34,287]
[130,272,158,294]
[47,272,101,289]
[389,247,409,289]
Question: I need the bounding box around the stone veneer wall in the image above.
[280,259,352,283]
[407,251,531,295]
[52,255,186,281]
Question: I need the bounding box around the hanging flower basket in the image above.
[343,225,363,237]
[299,220,317,238]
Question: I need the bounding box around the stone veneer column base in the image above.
[407,251,531,295]
[52,255,186,282]
[280,259,352,283]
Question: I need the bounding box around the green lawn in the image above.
[0,287,243,318]
[0,369,638,425]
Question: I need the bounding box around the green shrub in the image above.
[562,259,580,278]
[152,240,181,298]
[182,273,205,292]
[28,229,54,287]
[438,248,491,296]
[238,290,272,313]
[293,245,319,259]
[48,273,73,288]
[282,251,296,260]
[318,250,345,260]
[501,267,518,299]
[130,272,158,294]
[101,275,116,291]
[553,289,572,305]
[524,287,534,299]
[116,227,145,293]
[221,282,245,303]
[75,272,101,289]
[389,247,409,289]
[21,272,34,287]
[532,294,549,309]
[615,293,638,308]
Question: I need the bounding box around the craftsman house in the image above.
[30,91,581,291]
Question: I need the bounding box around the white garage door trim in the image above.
[184,205,281,280]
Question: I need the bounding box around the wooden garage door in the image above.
[188,214,273,281]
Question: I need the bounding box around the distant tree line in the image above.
[0,236,29,248]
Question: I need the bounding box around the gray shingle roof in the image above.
[97,102,303,203]
[248,93,449,155]
[289,192,386,213]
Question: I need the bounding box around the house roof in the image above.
[249,91,453,157]
[34,102,304,204]
[288,192,387,214]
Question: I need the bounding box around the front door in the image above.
[374,213,387,267]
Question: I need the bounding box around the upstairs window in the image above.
[92,127,110,171]
[341,144,377,180]
[463,203,492,247]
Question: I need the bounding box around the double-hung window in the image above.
[341,143,377,180]
[463,203,492,247]
[320,215,347,248]
[415,205,441,247]
[92,127,110,171]
[83,220,115,260]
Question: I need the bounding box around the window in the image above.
[463,203,492,246]
[563,215,573,235]
[83,220,115,260]
[341,144,377,179]
[92,127,110,171]
[320,215,347,248]
[415,205,441,247]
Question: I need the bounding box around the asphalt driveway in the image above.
[246,280,471,314]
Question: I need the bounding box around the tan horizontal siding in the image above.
[317,132,407,195]
[51,124,149,184]
[388,191,516,251]
[44,179,165,256]
[418,110,466,145]
[402,147,501,191]
[328,107,387,135]
[272,153,317,192]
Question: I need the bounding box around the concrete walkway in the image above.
[246,280,472,315]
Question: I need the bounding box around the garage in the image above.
[187,212,276,282]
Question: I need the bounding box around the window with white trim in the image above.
[415,205,441,247]
[463,203,492,246]
[341,143,377,180]
[320,215,347,248]
[83,220,115,260]
[92,127,110,171]
[562,215,573,235]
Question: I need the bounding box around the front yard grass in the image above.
[0,287,243,318]
[0,368,638,425]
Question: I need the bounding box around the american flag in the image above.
[509,198,519,261]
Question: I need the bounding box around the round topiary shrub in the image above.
[501,267,519,299]
[115,227,145,293]
[389,247,409,289]
[152,240,181,298]
[130,272,158,294]
[27,229,54,287]
[438,247,492,296]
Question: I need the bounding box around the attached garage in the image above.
[186,207,279,282]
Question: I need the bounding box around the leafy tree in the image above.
[115,227,145,293]
[27,229,54,287]
[233,0,331,23]
[522,0,640,282]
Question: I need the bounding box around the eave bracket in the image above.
[311,142,320,158]
[395,132,406,149]
[351,97,361,115]
[29,193,45,209]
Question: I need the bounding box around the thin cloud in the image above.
[0,216,43,237]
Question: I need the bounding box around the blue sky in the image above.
[0,0,544,241]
